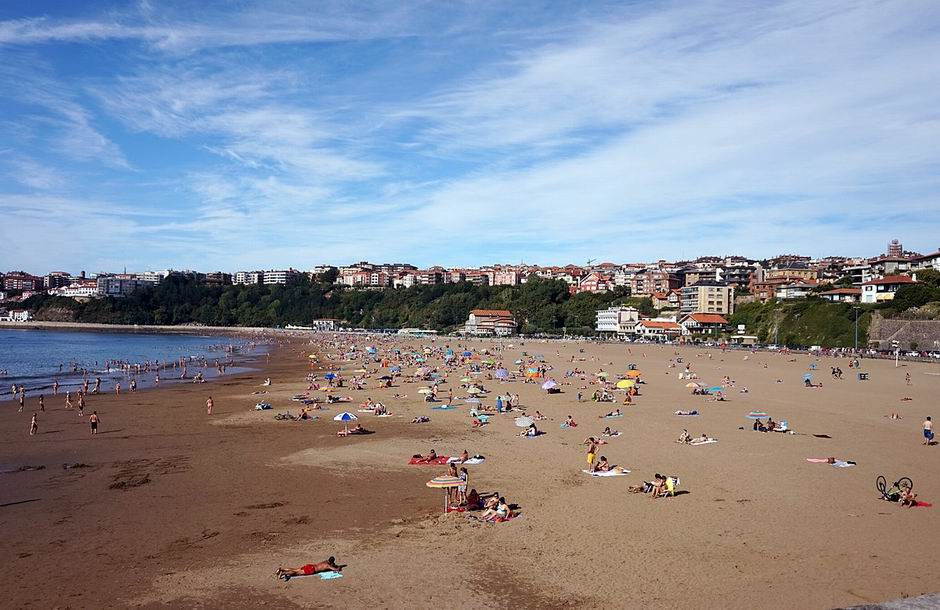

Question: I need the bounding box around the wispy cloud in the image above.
[1,0,940,272]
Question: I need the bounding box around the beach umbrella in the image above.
[483,359,497,366]
[416,366,431,376]
[706,386,723,393]
[515,416,534,428]
[426,475,463,513]
[616,379,635,390]
[467,387,482,395]
[378,375,392,381]
[495,368,510,379]
[626,370,642,378]
[324,372,337,380]
[803,373,813,382]
[514,359,523,365]
[542,379,558,390]
[596,371,609,378]
[685,382,701,388]
[463,397,481,404]
[747,411,769,419]
[418,388,433,395]
[460,376,473,382]
[333,410,358,433]
[367,346,377,354]
[463,351,472,357]
[390,366,401,373]
[307,354,317,359]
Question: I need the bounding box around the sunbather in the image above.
[480,496,513,521]
[602,426,619,437]
[601,409,622,418]
[564,415,578,427]
[275,556,341,581]
[519,423,538,437]
[675,410,698,416]
[412,416,430,423]
[413,449,438,463]
[689,434,716,445]
[650,474,667,498]
[676,429,692,444]
[534,411,547,421]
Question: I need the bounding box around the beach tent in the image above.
[333,411,358,433]
[426,475,463,514]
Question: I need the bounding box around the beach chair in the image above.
[662,476,680,497]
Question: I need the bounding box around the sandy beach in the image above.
[2,335,939,609]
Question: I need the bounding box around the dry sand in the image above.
[2,336,939,609]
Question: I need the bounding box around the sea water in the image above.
[0,328,261,398]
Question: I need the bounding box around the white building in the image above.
[0,309,31,322]
[595,306,639,335]
[861,275,916,304]
[312,319,341,331]
[262,269,300,285]
[234,271,264,285]
[463,309,516,336]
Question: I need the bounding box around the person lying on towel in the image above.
[275,556,342,581]
[413,449,438,462]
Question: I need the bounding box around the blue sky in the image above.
[1,0,939,274]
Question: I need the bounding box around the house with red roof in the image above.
[680,313,729,337]
[818,287,861,303]
[634,319,682,341]
[861,274,917,304]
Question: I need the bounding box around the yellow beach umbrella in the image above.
[616,379,635,389]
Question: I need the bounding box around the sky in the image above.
[1,0,939,274]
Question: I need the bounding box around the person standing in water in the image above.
[206,396,214,415]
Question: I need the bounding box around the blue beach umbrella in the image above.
[495,368,510,379]
[463,351,472,357]
[390,366,401,373]
[333,410,358,433]
[324,372,337,380]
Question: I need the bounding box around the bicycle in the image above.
[876,475,912,502]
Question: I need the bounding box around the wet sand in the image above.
[2,337,939,609]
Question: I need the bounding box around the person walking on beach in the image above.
[115,383,121,396]
[65,391,72,410]
[18,388,25,413]
[77,393,85,417]
[206,396,214,415]
[53,379,59,395]
[30,413,38,436]
[924,417,934,445]
[38,394,44,412]
[89,411,100,435]
[906,372,912,386]
[93,377,101,395]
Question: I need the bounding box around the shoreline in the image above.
[0,320,304,336]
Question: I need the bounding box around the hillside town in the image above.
[3,240,939,339]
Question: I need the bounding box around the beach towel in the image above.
[376,413,394,418]
[913,501,933,508]
[690,439,718,445]
[319,572,343,580]
[447,457,485,465]
[675,411,699,416]
[604,414,624,419]
[831,460,855,468]
[582,469,630,477]
[431,405,458,411]
[560,423,577,429]
[604,432,622,437]
[357,409,376,413]
[408,456,450,465]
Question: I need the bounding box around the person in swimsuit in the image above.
[30,413,38,436]
[89,411,100,435]
[206,396,214,415]
[275,557,342,581]
[585,437,599,471]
